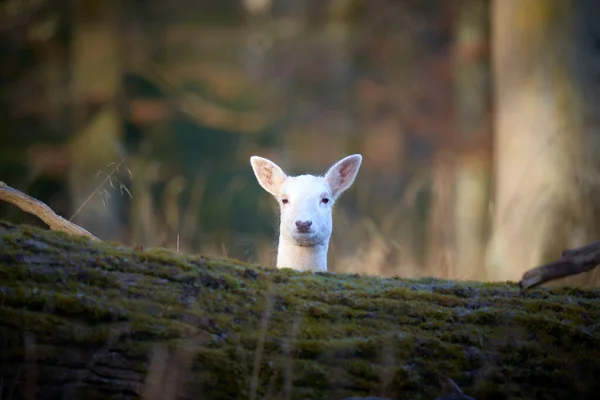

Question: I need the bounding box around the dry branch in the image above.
[0,181,99,241]
[519,240,600,290]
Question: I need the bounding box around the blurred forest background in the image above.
[2,0,600,285]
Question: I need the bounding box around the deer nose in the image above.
[295,220,312,233]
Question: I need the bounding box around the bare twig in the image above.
[0,181,99,241]
[519,240,600,290]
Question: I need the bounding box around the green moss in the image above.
[1,222,600,399]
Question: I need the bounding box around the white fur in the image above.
[250,154,362,272]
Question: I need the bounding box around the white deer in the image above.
[250,154,362,272]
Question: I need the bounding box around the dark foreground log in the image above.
[1,222,600,400]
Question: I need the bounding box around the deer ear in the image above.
[325,154,362,198]
[250,156,287,196]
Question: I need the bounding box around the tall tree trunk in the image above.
[424,4,458,279]
[487,0,600,282]
[452,0,492,280]
[427,153,455,278]
[68,1,124,241]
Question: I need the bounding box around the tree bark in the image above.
[1,222,600,400]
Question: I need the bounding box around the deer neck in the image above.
[276,237,329,272]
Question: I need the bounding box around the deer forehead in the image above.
[280,175,331,200]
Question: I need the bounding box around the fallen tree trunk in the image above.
[1,222,600,400]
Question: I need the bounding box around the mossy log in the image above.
[1,222,600,400]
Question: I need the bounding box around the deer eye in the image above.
[281,198,289,205]
[321,198,330,204]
